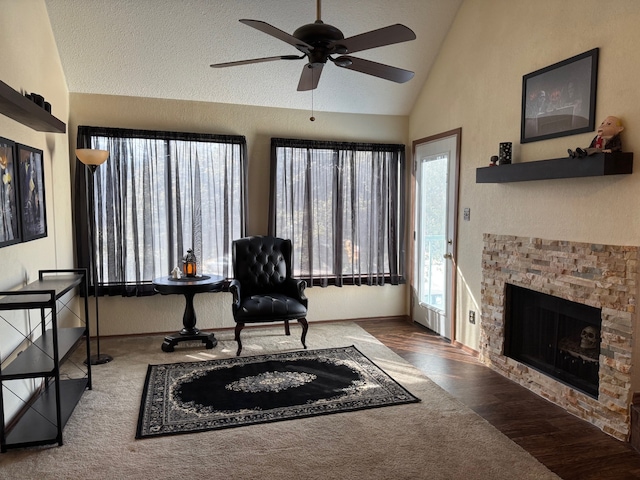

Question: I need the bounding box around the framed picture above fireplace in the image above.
[521,48,598,144]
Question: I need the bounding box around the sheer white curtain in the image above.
[75,126,246,295]
[270,138,405,287]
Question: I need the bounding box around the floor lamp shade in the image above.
[77,148,112,365]
[76,148,109,167]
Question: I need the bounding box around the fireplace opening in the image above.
[504,284,602,398]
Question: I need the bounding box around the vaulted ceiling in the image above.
[45,0,462,116]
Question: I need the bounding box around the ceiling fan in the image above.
[210,0,417,91]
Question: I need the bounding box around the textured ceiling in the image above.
[44,0,462,116]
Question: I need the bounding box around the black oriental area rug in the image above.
[136,346,420,439]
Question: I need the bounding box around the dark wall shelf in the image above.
[0,79,66,133]
[476,152,633,183]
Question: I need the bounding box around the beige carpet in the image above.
[0,322,559,479]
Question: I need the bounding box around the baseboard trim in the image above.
[96,316,412,339]
[453,340,479,357]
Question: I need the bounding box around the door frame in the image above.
[410,128,461,341]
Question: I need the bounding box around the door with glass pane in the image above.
[411,131,459,339]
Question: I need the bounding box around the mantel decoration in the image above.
[499,142,512,164]
[521,48,598,143]
[17,144,47,242]
[568,115,624,157]
[183,248,197,277]
[0,137,20,247]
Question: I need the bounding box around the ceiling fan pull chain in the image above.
[310,68,316,121]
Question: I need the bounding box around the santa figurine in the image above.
[568,115,624,158]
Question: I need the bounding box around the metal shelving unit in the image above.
[0,269,91,452]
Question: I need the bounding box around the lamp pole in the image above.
[77,149,112,365]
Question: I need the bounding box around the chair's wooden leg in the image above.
[298,318,308,349]
[235,323,244,356]
[284,320,291,336]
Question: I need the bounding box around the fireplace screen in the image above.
[504,284,601,398]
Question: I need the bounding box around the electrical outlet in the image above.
[463,208,470,221]
[468,310,476,324]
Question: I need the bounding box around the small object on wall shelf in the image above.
[499,142,512,164]
[476,152,633,183]
[0,80,66,133]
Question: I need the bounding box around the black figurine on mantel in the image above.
[568,115,624,158]
[499,142,512,165]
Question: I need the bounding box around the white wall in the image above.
[410,0,640,351]
[68,93,410,335]
[0,0,73,420]
[0,0,72,311]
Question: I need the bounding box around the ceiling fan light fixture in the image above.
[334,45,348,55]
[333,56,353,67]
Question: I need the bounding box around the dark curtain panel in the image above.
[269,137,405,287]
[74,133,93,293]
[75,126,247,296]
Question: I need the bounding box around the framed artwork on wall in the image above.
[17,144,47,242]
[0,137,21,247]
[521,48,598,144]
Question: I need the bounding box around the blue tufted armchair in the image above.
[230,236,308,356]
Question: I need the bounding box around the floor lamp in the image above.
[77,148,113,365]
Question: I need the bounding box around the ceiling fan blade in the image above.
[240,19,313,53]
[335,24,416,54]
[211,55,303,68]
[297,64,324,91]
[334,56,414,83]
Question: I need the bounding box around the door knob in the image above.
[443,253,452,259]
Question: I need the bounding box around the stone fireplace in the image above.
[504,283,602,398]
[479,234,638,440]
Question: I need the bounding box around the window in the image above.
[270,138,405,287]
[75,126,246,295]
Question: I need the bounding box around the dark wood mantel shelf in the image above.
[0,79,66,133]
[476,152,633,183]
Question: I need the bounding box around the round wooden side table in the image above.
[153,274,225,352]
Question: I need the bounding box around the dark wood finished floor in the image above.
[355,318,640,480]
